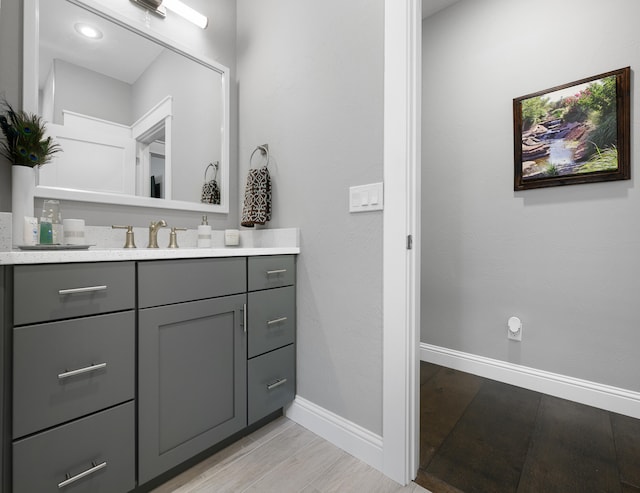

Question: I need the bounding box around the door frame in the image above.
[382,0,421,485]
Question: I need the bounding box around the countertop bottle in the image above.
[197,215,212,248]
[39,214,53,245]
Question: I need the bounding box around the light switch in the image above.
[349,183,384,213]
[370,189,379,205]
[360,190,369,206]
[351,191,360,208]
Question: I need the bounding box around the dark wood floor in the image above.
[415,362,640,493]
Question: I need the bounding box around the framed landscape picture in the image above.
[513,67,630,191]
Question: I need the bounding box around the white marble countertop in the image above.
[0,246,299,265]
[0,227,300,265]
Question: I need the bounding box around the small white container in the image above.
[197,216,212,248]
[23,216,38,246]
[63,219,85,245]
[225,229,240,246]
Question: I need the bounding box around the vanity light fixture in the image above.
[130,0,208,29]
[74,22,103,39]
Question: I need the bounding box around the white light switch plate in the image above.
[349,183,383,213]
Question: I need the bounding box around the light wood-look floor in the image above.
[152,416,431,493]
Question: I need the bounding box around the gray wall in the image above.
[237,0,385,434]
[52,59,132,125]
[1,0,239,230]
[421,0,640,391]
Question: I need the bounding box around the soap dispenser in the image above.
[197,215,212,248]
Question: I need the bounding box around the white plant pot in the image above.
[11,165,36,247]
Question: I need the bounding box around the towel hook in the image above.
[249,144,270,168]
[204,161,219,181]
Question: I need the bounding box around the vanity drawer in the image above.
[13,401,135,493]
[13,262,135,326]
[138,257,246,308]
[248,255,295,291]
[13,311,135,439]
[248,286,295,358]
[248,344,295,425]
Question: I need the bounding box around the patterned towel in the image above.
[241,167,271,227]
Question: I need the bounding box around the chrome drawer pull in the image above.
[58,285,107,296]
[267,317,288,326]
[266,269,287,275]
[58,362,107,380]
[266,378,287,390]
[58,461,107,488]
[242,303,247,333]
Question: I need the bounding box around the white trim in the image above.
[421,343,640,419]
[382,0,421,485]
[285,397,383,471]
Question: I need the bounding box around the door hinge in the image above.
[406,234,413,250]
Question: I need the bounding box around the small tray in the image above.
[17,244,93,251]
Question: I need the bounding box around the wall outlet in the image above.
[507,316,522,341]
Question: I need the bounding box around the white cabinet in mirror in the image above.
[23,0,230,213]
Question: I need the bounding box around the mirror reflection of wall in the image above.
[32,0,227,209]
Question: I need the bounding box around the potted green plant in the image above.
[0,99,61,246]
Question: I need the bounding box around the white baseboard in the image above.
[421,343,640,419]
[285,396,384,472]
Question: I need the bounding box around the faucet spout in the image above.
[148,219,167,248]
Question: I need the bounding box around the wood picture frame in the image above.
[513,67,630,191]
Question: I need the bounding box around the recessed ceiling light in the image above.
[74,23,103,40]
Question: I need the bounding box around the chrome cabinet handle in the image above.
[242,303,247,333]
[266,378,287,390]
[58,461,107,488]
[266,269,287,275]
[58,285,107,295]
[58,362,107,380]
[267,317,288,326]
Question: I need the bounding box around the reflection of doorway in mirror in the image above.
[150,148,165,199]
[132,97,173,198]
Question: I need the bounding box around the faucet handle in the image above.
[112,225,137,248]
[168,227,187,249]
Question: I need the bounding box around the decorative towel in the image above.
[201,162,221,205]
[241,167,271,227]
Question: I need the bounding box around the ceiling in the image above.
[39,0,164,88]
[38,0,458,89]
[422,0,461,18]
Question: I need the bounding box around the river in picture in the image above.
[538,138,581,175]
[523,136,584,180]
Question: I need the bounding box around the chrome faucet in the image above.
[147,219,167,248]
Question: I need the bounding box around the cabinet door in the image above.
[1,266,7,493]
[248,255,295,291]
[248,286,295,358]
[13,402,135,493]
[13,262,135,325]
[13,311,135,438]
[248,344,296,425]
[138,294,246,485]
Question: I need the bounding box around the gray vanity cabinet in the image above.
[11,262,136,493]
[3,254,296,492]
[1,266,8,493]
[137,258,247,485]
[247,255,296,424]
